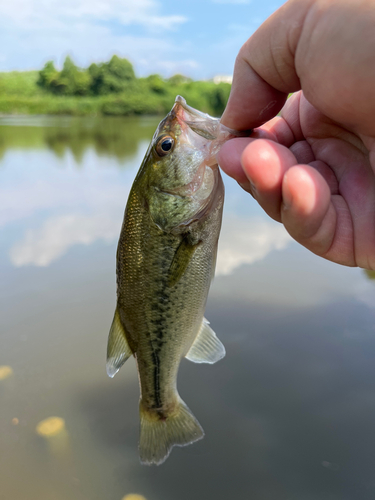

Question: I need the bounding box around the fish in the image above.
[106,96,248,465]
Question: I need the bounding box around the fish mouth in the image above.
[172,95,252,140]
[172,96,220,141]
[174,95,210,122]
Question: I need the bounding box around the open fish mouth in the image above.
[172,95,221,142]
[173,95,252,141]
[174,95,213,121]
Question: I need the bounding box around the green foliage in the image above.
[38,57,91,96]
[0,60,232,117]
[145,74,167,94]
[107,55,135,81]
[207,83,231,116]
[37,62,59,90]
[0,71,42,96]
[37,55,136,96]
[91,55,136,95]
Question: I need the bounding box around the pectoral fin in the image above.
[106,307,133,378]
[168,234,200,287]
[185,318,225,364]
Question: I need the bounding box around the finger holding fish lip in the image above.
[241,139,299,222]
[217,137,255,192]
[218,137,297,222]
[219,136,335,258]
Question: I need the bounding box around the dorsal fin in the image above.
[185,318,225,364]
[106,307,133,378]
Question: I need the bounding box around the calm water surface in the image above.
[1,116,375,500]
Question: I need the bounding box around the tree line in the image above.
[36,55,231,116]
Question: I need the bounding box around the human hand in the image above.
[218,0,375,269]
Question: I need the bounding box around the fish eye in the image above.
[156,136,175,157]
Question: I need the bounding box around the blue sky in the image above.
[0,0,285,79]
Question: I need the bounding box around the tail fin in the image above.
[139,398,204,465]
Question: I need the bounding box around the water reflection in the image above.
[1,116,375,500]
[10,210,291,271]
[10,212,121,267]
[0,365,13,380]
[2,115,292,271]
[216,214,291,276]
[44,118,157,163]
[0,116,157,162]
[122,495,148,500]
[36,417,70,457]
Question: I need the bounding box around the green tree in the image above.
[91,56,135,95]
[146,74,166,94]
[56,56,91,95]
[37,61,59,90]
[38,57,92,96]
[107,55,135,81]
[208,83,231,116]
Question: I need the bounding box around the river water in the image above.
[1,115,375,500]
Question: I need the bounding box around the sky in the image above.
[0,0,285,79]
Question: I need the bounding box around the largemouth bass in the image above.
[107,96,246,465]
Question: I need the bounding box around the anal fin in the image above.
[185,318,225,364]
[106,307,133,378]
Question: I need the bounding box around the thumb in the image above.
[221,0,312,130]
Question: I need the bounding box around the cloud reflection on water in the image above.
[216,214,291,276]
[3,118,293,272]
[10,213,120,267]
[10,199,292,273]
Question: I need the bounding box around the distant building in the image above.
[212,75,233,85]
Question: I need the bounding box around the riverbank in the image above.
[0,70,231,117]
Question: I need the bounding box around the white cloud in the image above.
[216,214,291,276]
[0,0,187,32]
[0,0,190,75]
[0,0,286,78]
